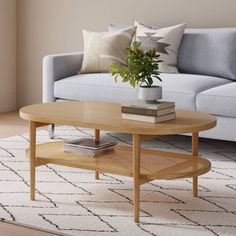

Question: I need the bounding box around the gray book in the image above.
[63,146,115,157]
[122,112,176,123]
[64,138,117,150]
[121,106,175,116]
[122,100,175,110]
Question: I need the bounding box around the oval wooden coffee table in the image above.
[20,101,216,223]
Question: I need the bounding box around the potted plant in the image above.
[110,42,162,103]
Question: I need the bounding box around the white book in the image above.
[122,112,176,123]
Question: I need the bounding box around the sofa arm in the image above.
[42,52,83,103]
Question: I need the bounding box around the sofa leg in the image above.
[49,124,55,139]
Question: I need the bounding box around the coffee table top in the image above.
[20,101,216,135]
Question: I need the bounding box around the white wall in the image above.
[0,0,17,112]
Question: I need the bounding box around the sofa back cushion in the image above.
[109,25,236,80]
[177,28,236,80]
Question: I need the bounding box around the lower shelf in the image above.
[26,141,211,183]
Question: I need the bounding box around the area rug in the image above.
[0,126,235,236]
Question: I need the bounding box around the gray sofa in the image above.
[43,28,236,141]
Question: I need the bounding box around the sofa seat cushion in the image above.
[54,73,230,110]
[197,83,236,117]
[160,74,230,110]
[54,73,139,103]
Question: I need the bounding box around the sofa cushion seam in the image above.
[198,94,236,99]
[55,82,136,90]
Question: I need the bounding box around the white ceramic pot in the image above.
[138,86,162,103]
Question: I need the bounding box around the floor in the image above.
[0,110,28,139]
[0,221,63,236]
[0,110,60,236]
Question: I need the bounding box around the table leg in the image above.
[29,121,36,200]
[133,134,141,223]
[94,129,100,180]
[192,132,199,197]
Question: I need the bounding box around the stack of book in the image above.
[63,138,117,157]
[121,100,176,123]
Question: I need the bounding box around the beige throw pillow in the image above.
[135,21,186,73]
[80,27,136,73]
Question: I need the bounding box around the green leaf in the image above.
[109,41,163,88]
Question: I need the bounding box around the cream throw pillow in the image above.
[135,21,186,73]
[80,27,136,73]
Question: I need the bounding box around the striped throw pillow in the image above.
[80,27,136,73]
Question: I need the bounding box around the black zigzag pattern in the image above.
[0,126,235,236]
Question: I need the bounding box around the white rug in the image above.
[0,126,236,236]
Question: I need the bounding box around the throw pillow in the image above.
[108,24,131,32]
[80,27,136,73]
[135,21,186,73]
